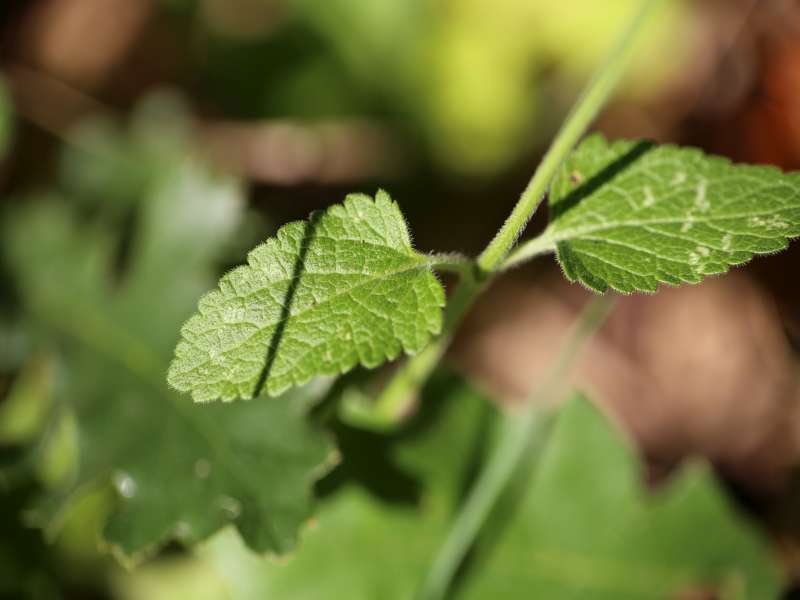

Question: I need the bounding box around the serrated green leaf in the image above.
[2,114,334,559]
[198,379,783,599]
[168,190,445,402]
[539,134,800,293]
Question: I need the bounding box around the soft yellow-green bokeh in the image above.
[423,0,689,173]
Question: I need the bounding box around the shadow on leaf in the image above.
[551,139,655,220]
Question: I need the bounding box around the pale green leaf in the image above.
[168,190,445,402]
[538,134,800,293]
[197,378,783,599]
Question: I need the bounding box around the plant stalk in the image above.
[501,230,556,270]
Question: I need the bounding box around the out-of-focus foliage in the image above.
[418,0,687,173]
[0,486,62,599]
[58,95,194,218]
[1,95,335,563]
[0,1,792,598]
[169,379,779,599]
[466,394,782,599]
[112,554,231,600]
[0,355,53,448]
[177,0,689,175]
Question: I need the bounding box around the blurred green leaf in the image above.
[0,485,64,600]
[168,190,445,402]
[523,0,689,96]
[0,483,112,599]
[0,355,54,447]
[183,0,689,176]
[200,380,782,599]
[464,394,782,599]
[59,92,192,217]
[200,373,485,599]
[2,106,335,561]
[289,0,429,89]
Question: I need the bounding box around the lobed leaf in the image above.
[2,111,335,560]
[541,134,800,293]
[464,394,782,598]
[168,190,445,402]
[198,377,783,599]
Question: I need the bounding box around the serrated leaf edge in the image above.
[547,134,800,294]
[168,191,445,402]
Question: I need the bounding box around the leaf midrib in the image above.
[546,205,799,246]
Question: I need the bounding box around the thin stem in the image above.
[417,295,616,600]
[501,230,556,270]
[426,252,474,277]
[476,0,660,273]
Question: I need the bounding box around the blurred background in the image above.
[2,0,800,598]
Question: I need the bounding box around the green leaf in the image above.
[199,374,487,599]
[198,378,783,599]
[541,134,800,293]
[464,395,783,599]
[2,110,334,560]
[168,190,444,402]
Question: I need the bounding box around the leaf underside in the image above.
[168,190,444,403]
[546,134,800,293]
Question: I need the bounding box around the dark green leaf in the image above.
[2,112,335,560]
[199,380,782,598]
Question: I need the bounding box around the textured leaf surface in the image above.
[541,135,800,293]
[198,379,782,599]
[168,190,444,402]
[2,111,334,560]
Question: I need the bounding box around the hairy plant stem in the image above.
[477,0,659,272]
[416,295,616,600]
[360,0,658,428]
[502,230,556,269]
[426,252,474,277]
